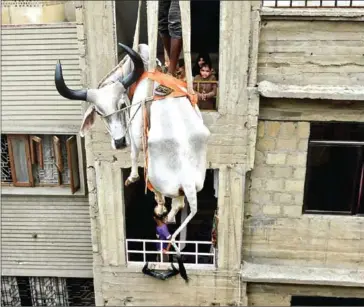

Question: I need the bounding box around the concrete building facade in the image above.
[79,1,364,306]
[2,0,363,306]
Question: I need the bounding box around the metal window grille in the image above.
[126,239,216,268]
[1,135,12,183]
[1,1,66,7]
[263,0,364,7]
[1,277,95,307]
[29,277,68,307]
[1,277,21,307]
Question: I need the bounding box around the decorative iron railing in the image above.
[126,239,216,268]
[1,277,95,307]
[263,0,364,7]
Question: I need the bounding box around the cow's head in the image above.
[54,44,144,150]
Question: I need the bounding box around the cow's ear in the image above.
[79,105,96,137]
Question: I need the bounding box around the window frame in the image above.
[1,134,85,196]
[30,136,44,169]
[7,134,34,187]
[303,139,364,216]
[66,136,81,194]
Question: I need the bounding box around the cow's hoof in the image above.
[125,176,140,186]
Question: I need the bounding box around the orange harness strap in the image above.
[128,70,198,105]
[128,71,198,193]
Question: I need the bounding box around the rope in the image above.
[144,1,159,194]
[97,0,142,88]
[179,1,194,95]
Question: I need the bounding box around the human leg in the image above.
[167,0,182,75]
[158,0,171,59]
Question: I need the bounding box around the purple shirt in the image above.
[156,224,171,250]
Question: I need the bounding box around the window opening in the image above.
[291,295,364,306]
[1,134,80,193]
[114,0,220,111]
[303,122,364,216]
[123,167,218,267]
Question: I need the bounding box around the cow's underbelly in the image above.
[146,97,210,197]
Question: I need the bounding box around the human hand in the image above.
[162,249,168,254]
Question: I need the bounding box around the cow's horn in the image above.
[55,60,87,101]
[118,43,144,89]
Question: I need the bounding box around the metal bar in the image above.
[143,241,146,263]
[356,163,364,213]
[309,140,364,145]
[125,239,212,244]
[195,242,198,264]
[127,250,214,256]
[263,0,358,7]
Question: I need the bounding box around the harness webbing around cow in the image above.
[128,70,198,193]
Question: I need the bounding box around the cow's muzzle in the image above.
[114,137,126,149]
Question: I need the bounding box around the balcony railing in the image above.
[126,239,216,269]
[263,0,364,7]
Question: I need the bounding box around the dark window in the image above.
[123,167,218,265]
[291,295,364,306]
[303,122,364,216]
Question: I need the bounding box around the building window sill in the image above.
[1,186,86,196]
[261,7,364,21]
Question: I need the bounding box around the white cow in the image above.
[54,43,210,256]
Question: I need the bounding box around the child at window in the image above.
[193,62,217,110]
[153,212,172,262]
[192,52,214,77]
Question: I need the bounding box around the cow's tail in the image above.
[172,182,197,283]
[181,181,198,216]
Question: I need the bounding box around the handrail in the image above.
[263,0,363,8]
[126,238,216,266]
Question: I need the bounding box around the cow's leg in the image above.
[170,184,197,255]
[167,196,185,224]
[154,191,167,217]
[125,135,141,186]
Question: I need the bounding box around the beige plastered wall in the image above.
[242,12,364,304]
[244,98,364,269]
[1,1,76,24]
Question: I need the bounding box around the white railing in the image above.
[263,0,364,7]
[126,239,216,269]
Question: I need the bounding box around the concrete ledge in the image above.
[2,268,93,278]
[258,81,364,101]
[261,7,364,21]
[241,262,364,288]
[1,186,86,197]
